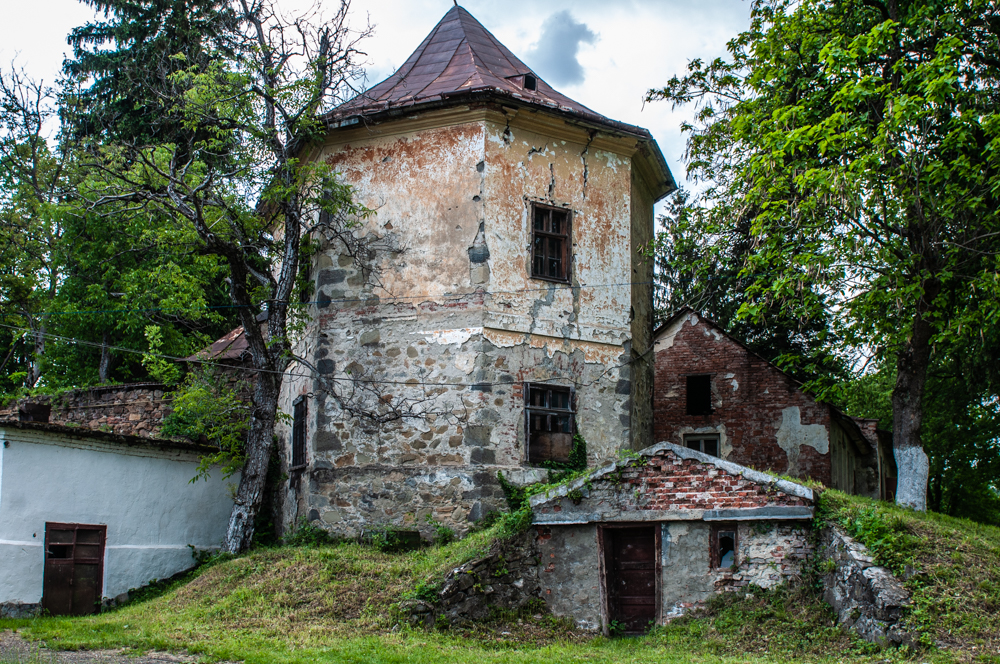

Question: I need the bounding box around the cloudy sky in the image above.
[0,0,750,191]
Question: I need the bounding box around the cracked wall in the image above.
[276,106,657,539]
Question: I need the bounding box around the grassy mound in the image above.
[820,490,1000,660]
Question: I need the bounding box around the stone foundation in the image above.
[0,602,40,618]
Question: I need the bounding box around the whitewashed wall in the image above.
[0,426,235,605]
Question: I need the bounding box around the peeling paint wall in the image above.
[278,105,656,539]
[535,524,603,630]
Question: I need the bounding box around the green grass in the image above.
[3,499,996,664]
[820,490,1000,659]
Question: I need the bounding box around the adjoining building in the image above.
[0,418,234,617]
[530,441,816,633]
[652,309,894,498]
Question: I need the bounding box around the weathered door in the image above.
[604,526,657,634]
[42,523,106,616]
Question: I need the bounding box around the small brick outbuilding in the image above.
[530,442,816,633]
[652,309,894,499]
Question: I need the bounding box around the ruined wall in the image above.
[279,105,648,539]
[652,312,834,485]
[535,524,603,630]
[0,384,171,439]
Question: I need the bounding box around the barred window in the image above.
[291,396,307,468]
[531,204,571,282]
[525,383,574,464]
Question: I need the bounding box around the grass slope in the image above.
[820,490,1000,660]
[2,495,997,664]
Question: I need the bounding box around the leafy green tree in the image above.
[654,188,846,385]
[82,0,371,552]
[649,0,1000,509]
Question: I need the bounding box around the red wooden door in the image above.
[605,526,657,634]
[42,523,106,616]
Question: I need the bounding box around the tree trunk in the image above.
[222,360,281,553]
[891,280,939,511]
[26,323,45,388]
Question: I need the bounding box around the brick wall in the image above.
[652,313,833,486]
[534,449,810,518]
[0,384,172,438]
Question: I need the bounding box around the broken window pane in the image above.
[686,374,713,415]
[718,531,736,567]
[530,204,571,282]
[526,383,574,464]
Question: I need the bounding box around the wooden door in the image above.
[42,523,106,616]
[604,526,657,634]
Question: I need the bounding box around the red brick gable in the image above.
[652,310,834,485]
[531,443,814,522]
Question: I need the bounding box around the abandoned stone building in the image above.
[276,5,676,538]
[529,441,815,632]
[652,309,896,499]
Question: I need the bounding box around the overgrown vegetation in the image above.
[820,490,1000,655]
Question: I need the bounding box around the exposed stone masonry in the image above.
[0,384,172,438]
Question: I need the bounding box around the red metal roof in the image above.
[183,326,248,363]
[331,6,621,130]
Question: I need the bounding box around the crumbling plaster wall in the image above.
[278,107,644,539]
[652,312,834,485]
[535,520,813,629]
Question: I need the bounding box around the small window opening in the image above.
[685,435,719,457]
[291,396,307,468]
[523,74,537,91]
[526,383,574,464]
[47,544,73,559]
[19,403,51,423]
[531,204,571,282]
[686,374,713,415]
[711,525,738,569]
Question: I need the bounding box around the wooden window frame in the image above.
[530,203,572,283]
[684,434,720,457]
[524,382,575,465]
[710,523,739,570]
[291,396,307,470]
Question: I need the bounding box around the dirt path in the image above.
[0,631,211,664]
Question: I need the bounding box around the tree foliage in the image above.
[649,0,1000,509]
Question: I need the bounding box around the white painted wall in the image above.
[0,426,236,604]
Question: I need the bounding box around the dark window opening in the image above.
[531,204,571,282]
[686,374,713,415]
[47,545,73,559]
[291,396,307,468]
[685,435,719,457]
[711,525,738,569]
[523,74,537,90]
[526,383,574,464]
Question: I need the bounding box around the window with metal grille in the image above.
[531,204,571,282]
[686,374,713,415]
[685,434,720,457]
[291,396,307,468]
[711,524,738,569]
[525,383,574,464]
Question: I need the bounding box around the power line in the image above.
[0,321,642,392]
[3,280,656,318]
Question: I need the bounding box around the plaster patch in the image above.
[653,312,698,350]
[775,407,829,476]
[894,446,929,511]
[453,353,476,374]
[419,327,482,345]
